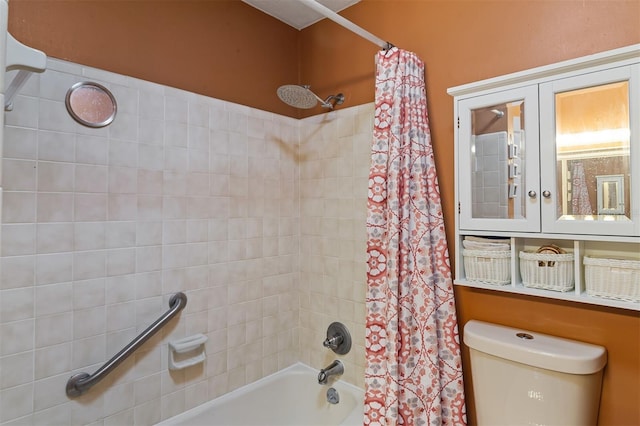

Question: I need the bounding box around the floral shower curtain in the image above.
[571,162,593,215]
[364,47,466,425]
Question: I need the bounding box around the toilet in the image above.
[464,320,607,425]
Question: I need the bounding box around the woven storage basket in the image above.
[584,256,640,302]
[519,251,574,291]
[463,249,511,285]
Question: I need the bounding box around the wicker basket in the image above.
[584,256,640,303]
[519,251,574,291]
[463,249,511,285]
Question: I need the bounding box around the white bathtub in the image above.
[157,363,364,426]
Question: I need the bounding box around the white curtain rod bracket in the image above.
[4,31,47,111]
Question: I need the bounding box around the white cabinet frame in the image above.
[448,44,640,312]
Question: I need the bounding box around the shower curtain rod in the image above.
[299,0,394,50]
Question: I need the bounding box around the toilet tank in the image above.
[464,320,607,426]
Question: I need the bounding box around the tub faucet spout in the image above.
[318,360,344,384]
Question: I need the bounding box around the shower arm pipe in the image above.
[298,0,393,50]
[65,292,187,397]
[304,85,330,105]
[303,85,340,107]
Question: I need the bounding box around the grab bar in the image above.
[66,292,187,397]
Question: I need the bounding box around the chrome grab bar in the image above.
[66,292,187,397]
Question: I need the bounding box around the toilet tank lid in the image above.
[463,320,607,374]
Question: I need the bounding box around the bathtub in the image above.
[157,363,364,426]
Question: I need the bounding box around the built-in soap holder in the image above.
[168,334,208,370]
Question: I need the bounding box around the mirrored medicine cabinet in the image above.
[448,44,640,311]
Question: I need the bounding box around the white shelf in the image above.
[458,229,640,244]
[456,234,639,312]
[454,279,640,312]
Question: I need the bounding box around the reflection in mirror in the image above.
[470,100,525,220]
[65,82,117,128]
[597,175,625,215]
[555,81,630,221]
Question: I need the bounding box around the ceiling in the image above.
[242,0,361,30]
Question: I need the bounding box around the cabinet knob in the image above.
[528,190,537,198]
[542,190,551,198]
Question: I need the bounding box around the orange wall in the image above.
[8,0,300,116]
[7,0,640,424]
[299,1,639,424]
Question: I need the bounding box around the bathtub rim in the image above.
[155,361,365,426]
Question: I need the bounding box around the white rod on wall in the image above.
[3,32,47,111]
[298,0,393,50]
[2,0,47,110]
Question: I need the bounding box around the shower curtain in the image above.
[364,48,466,425]
[571,162,593,215]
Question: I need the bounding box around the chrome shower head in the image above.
[277,85,318,109]
[277,84,344,110]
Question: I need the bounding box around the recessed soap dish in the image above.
[168,334,208,370]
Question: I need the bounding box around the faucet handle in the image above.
[317,370,328,384]
[323,334,343,350]
[323,322,351,355]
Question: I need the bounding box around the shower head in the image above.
[277,85,318,109]
[277,85,344,110]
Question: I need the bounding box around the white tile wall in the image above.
[0,59,372,425]
[298,105,372,389]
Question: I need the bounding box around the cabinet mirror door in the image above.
[458,86,540,232]
[540,65,639,236]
